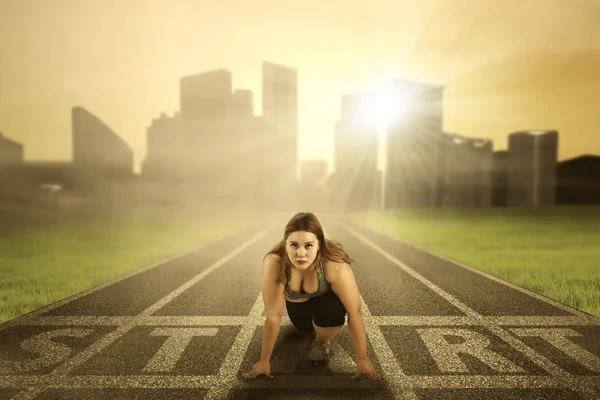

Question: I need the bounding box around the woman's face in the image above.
[286,230,320,270]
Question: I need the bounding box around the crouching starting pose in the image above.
[242,212,384,381]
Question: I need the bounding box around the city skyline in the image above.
[1,0,600,173]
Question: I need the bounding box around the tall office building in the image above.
[298,159,329,211]
[72,107,134,176]
[491,150,510,206]
[229,89,254,208]
[556,155,600,205]
[300,159,328,184]
[142,69,257,208]
[439,133,493,207]
[142,112,183,181]
[71,107,137,203]
[0,133,24,166]
[179,69,233,120]
[507,130,558,206]
[261,61,298,211]
[0,133,25,201]
[331,91,380,211]
[385,79,444,209]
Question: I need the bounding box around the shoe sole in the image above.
[310,356,329,367]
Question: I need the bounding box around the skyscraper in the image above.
[179,69,233,120]
[299,159,329,211]
[507,130,559,207]
[491,150,510,207]
[385,79,444,209]
[143,69,254,208]
[0,132,24,166]
[261,61,298,211]
[439,133,493,207]
[72,107,133,176]
[331,91,380,211]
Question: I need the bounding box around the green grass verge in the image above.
[0,206,262,324]
[347,206,600,317]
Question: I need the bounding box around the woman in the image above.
[242,212,384,380]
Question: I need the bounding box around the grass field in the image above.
[347,206,600,317]
[0,205,261,324]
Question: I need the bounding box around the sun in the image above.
[363,81,410,129]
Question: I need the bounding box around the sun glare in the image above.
[363,82,409,129]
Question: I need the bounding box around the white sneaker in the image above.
[310,340,330,366]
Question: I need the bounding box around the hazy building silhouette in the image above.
[298,159,329,211]
[0,133,26,204]
[507,130,558,207]
[141,113,185,205]
[142,69,254,208]
[142,112,184,181]
[250,116,273,210]
[230,89,255,208]
[439,133,493,207]
[385,79,444,209]
[12,161,74,187]
[0,132,24,166]
[330,91,380,212]
[180,69,233,120]
[0,161,75,207]
[491,150,510,206]
[72,106,134,176]
[300,159,328,183]
[71,107,137,205]
[260,61,298,211]
[556,154,600,204]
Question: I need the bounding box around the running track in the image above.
[0,215,598,399]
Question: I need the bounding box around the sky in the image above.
[1,0,599,174]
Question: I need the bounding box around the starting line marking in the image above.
[1,374,598,390]
[338,221,599,400]
[9,315,600,327]
[2,220,599,399]
[6,227,273,400]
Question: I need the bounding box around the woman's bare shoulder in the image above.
[263,254,282,273]
[323,259,349,282]
[264,253,281,264]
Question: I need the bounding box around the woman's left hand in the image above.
[352,357,385,380]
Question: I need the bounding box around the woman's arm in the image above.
[328,262,368,359]
[259,254,286,362]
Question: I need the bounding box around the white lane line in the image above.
[358,297,419,400]
[2,374,598,390]
[345,219,592,317]
[15,315,600,327]
[372,315,600,326]
[203,293,265,400]
[9,227,273,400]
[339,222,599,400]
[232,374,599,390]
[406,374,597,389]
[1,375,216,388]
[0,224,254,332]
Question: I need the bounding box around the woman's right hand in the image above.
[241,359,273,379]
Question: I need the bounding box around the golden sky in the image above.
[1,0,599,173]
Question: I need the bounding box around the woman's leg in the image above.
[309,291,347,344]
[285,300,315,334]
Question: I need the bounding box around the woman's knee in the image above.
[296,324,315,334]
[312,293,347,327]
[313,313,345,328]
[286,301,315,334]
